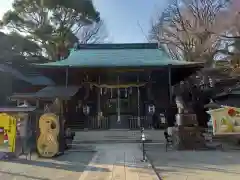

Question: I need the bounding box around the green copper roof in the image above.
[35,43,202,68]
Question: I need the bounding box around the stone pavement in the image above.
[146,143,240,180]
[78,143,159,180]
[0,149,95,180]
[0,143,159,180]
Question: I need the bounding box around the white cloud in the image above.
[0,0,13,19]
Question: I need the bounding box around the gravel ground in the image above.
[0,149,95,180]
[145,143,240,180]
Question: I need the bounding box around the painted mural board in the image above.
[207,107,240,135]
[0,128,9,152]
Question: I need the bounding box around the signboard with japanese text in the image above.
[207,107,240,135]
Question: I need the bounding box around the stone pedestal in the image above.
[172,126,206,150]
[172,113,206,150]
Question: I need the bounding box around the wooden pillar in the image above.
[65,67,69,87]
[17,100,20,106]
[168,65,172,103]
[137,75,141,127]
[117,75,121,123]
[97,76,101,128]
[36,100,39,108]
[166,65,175,128]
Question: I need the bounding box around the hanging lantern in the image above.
[160,113,166,124]
[83,105,90,115]
[208,76,214,88]
[98,111,103,117]
[148,104,155,115]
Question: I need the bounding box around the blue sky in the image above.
[92,0,168,43]
[0,0,168,43]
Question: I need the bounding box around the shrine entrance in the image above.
[106,88,137,129]
[34,43,203,131]
[107,88,129,129]
[96,81,145,130]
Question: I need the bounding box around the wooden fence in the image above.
[88,116,110,129]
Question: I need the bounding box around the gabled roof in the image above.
[0,64,54,86]
[35,43,203,68]
[10,86,80,100]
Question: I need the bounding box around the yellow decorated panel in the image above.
[0,113,17,153]
[207,107,240,135]
[37,113,60,158]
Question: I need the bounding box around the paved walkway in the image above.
[0,150,94,180]
[0,144,158,180]
[146,143,240,180]
[79,143,159,180]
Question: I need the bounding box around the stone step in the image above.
[68,124,85,129]
[72,139,155,144]
[72,130,165,144]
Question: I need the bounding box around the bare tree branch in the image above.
[77,20,108,44]
[149,0,230,65]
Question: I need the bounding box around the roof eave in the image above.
[33,62,204,69]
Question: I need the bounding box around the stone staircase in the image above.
[67,118,86,130]
[68,122,85,131]
[72,130,165,144]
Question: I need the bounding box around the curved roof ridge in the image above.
[75,43,158,50]
[34,43,203,68]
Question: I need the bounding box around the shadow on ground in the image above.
[5,150,110,173]
[0,170,51,180]
[146,143,240,179]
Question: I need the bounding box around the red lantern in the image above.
[228,108,236,117]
